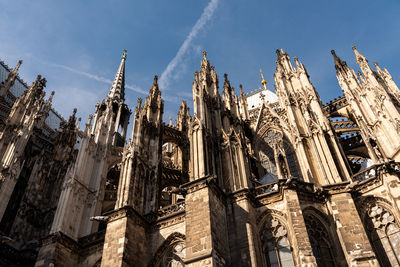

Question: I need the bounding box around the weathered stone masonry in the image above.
[1,46,400,266]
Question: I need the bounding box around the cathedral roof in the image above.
[246,88,278,111]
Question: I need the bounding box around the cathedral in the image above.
[0,46,400,267]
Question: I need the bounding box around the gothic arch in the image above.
[257,208,287,226]
[254,127,302,182]
[357,196,396,221]
[149,232,186,267]
[357,196,400,266]
[103,164,120,208]
[258,210,296,267]
[302,206,331,226]
[107,156,123,172]
[302,206,339,266]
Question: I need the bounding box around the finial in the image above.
[260,69,268,90]
[203,51,207,58]
[276,49,281,57]
[239,84,244,95]
[87,114,93,126]
[259,91,265,103]
[76,117,81,129]
[72,108,77,116]
[35,75,42,83]
[224,73,228,81]
[154,75,158,84]
[331,49,345,68]
[48,91,55,101]
[122,49,127,59]
[39,77,46,85]
[352,45,356,51]
[15,60,23,71]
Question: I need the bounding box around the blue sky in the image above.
[1,0,400,125]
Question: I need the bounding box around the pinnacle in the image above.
[331,50,347,71]
[108,51,126,101]
[152,75,159,90]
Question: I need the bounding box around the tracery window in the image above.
[259,149,278,184]
[260,217,295,267]
[365,204,400,266]
[304,214,336,267]
[158,241,186,267]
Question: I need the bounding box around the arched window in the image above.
[365,204,400,266]
[158,241,186,267]
[304,214,335,267]
[98,164,120,231]
[259,148,278,184]
[260,217,295,267]
[150,233,186,267]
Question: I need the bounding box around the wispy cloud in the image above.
[159,0,219,90]
[48,61,148,95]
[34,57,185,104]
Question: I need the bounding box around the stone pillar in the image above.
[183,177,229,266]
[35,232,79,267]
[100,207,147,267]
[227,189,262,267]
[284,189,317,266]
[328,192,379,266]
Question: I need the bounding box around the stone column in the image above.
[328,191,379,266]
[35,232,79,267]
[100,207,147,267]
[284,188,317,266]
[183,177,230,266]
[227,189,262,267]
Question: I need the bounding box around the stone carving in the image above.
[0,47,400,266]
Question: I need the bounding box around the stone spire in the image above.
[201,51,210,70]
[108,49,127,101]
[331,50,349,74]
[0,60,22,97]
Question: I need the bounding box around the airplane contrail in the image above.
[159,0,219,90]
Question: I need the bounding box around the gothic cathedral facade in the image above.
[1,47,400,266]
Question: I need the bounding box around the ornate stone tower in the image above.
[274,49,351,185]
[332,46,400,163]
[0,59,22,97]
[101,75,164,266]
[36,51,131,266]
[0,75,52,220]
[3,46,400,267]
[190,52,223,182]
